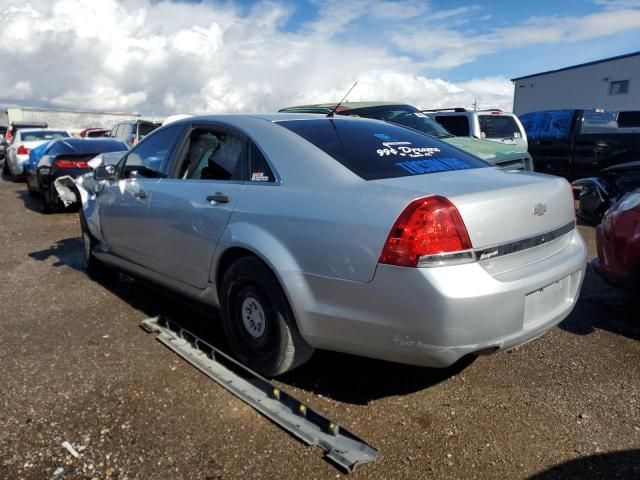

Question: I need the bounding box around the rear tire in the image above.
[41,184,58,214]
[26,172,38,197]
[220,257,313,377]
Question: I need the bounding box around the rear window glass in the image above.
[581,110,636,134]
[21,131,69,141]
[478,115,522,139]
[277,118,488,180]
[52,139,128,154]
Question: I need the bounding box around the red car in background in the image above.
[594,189,640,292]
[79,128,109,138]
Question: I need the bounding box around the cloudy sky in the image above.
[0,0,639,115]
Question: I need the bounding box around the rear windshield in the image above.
[57,139,128,154]
[21,130,69,141]
[277,118,488,180]
[581,110,638,134]
[478,115,522,139]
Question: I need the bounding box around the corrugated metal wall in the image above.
[512,54,640,115]
[4,108,165,132]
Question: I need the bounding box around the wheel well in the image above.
[215,247,261,294]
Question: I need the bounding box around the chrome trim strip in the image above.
[417,221,576,268]
[475,221,576,261]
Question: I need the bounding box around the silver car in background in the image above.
[81,114,587,376]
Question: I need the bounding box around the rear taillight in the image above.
[130,135,136,145]
[55,159,89,169]
[17,145,30,155]
[379,196,473,268]
[6,129,13,141]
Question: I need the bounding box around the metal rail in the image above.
[141,316,377,473]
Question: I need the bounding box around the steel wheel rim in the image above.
[241,296,266,338]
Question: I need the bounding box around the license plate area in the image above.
[524,275,571,328]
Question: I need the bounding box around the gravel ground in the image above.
[0,175,639,480]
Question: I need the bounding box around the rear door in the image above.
[141,122,249,288]
[98,124,184,265]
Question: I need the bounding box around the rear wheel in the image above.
[25,172,38,197]
[220,257,313,377]
[41,183,59,214]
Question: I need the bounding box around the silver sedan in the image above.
[81,114,587,376]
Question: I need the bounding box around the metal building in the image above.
[1,107,165,135]
[511,51,640,115]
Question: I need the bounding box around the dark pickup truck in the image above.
[519,109,640,181]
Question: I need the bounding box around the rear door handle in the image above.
[207,193,229,204]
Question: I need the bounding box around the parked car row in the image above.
[0,123,127,211]
[7,99,637,377]
[515,108,640,295]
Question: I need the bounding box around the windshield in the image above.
[277,118,488,180]
[344,105,453,138]
[478,115,522,139]
[581,110,637,133]
[21,130,69,141]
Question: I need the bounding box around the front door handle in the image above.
[134,190,147,199]
[207,193,229,204]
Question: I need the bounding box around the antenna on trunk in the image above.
[327,82,358,118]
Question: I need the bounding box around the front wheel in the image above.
[220,257,314,377]
[79,210,107,278]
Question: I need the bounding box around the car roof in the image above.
[279,101,406,113]
[19,128,68,134]
[169,112,398,125]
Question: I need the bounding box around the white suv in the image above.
[425,108,528,150]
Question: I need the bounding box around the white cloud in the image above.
[0,0,514,114]
[394,8,640,68]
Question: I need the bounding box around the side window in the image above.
[122,125,180,179]
[249,143,274,182]
[178,128,245,181]
[434,115,470,136]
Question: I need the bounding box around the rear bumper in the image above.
[9,154,29,176]
[288,230,587,367]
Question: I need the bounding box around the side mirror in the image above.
[95,164,117,181]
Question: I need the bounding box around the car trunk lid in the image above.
[372,168,575,256]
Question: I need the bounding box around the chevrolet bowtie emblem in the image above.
[533,203,547,216]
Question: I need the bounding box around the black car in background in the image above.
[572,161,640,224]
[25,138,127,212]
[519,109,640,181]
